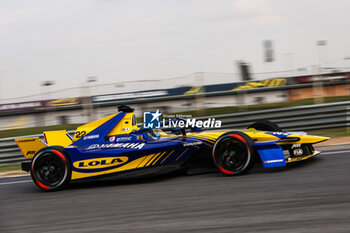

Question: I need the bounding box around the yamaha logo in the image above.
[86,143,145,150]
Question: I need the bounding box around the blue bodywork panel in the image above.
[254,141,286,168]
[63,115,213,175]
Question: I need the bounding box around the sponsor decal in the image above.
[73,156,129,169]
[86,143,145,150]
[83,134,99,140]
[233,78,286,91]
[116,136,132,142]
[121,128,130,132]
[18,139,36,143]
[291,144,301,148]
[46,98,80,107]
[93,90,168,102]
[183,141,202,147]
[267,132,290,138]
[0,101,43,112]
[264,159,284,164]
[293,148,304,156]
[109,136,115,142]
[26,151,36,156]
[184,86,203,95]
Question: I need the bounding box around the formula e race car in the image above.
[15,105,329,191]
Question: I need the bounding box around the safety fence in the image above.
[1,101,349,166]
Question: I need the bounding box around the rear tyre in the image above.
[212,131,256,175]
[31,146,71,191]
[247,120,282,132]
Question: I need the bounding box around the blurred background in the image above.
[1,3,350,233]
[0,0,349,133]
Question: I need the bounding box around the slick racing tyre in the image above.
[31,146,71,191]
[247,120,282,132]
[212,131,256,176]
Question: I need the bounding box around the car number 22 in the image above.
[75,131,86,138]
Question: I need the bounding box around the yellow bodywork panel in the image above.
[14,137,47,159]
[107,112,138,136]
[43,130,73,147]
[245,131,281,142]
[285,134,329,144]
[181,129,328,145]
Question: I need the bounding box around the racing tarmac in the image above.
[0,146,349,233]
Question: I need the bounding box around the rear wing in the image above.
[15,137,47,159]
[15,130,73,159]
[43,130,73,147]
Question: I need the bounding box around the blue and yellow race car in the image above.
[15,105,329,191]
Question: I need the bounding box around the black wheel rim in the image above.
[215,137,249,172]
[34,153,66,187]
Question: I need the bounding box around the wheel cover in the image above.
[32,149,68,189]
[214,136,251,174]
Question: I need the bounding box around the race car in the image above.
[15,105,329,191]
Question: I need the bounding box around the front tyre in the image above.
[31,147,71,191]
[212,131,255,175]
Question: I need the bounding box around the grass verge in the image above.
[308,127,349,138]
[0,164,22,174]
[0,124,81,139]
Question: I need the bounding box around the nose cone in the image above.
[297,135,330,144]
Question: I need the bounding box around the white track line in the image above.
[317,143,350,147]
[0,180,32,186]
[324,150,350,155]
[0,174,30,179]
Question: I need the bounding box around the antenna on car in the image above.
[117,105,134,113]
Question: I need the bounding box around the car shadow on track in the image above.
[67,170,187,191]
[252,156,322,174]
[66,157,321,190]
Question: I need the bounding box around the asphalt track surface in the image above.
[1,147,349,233]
